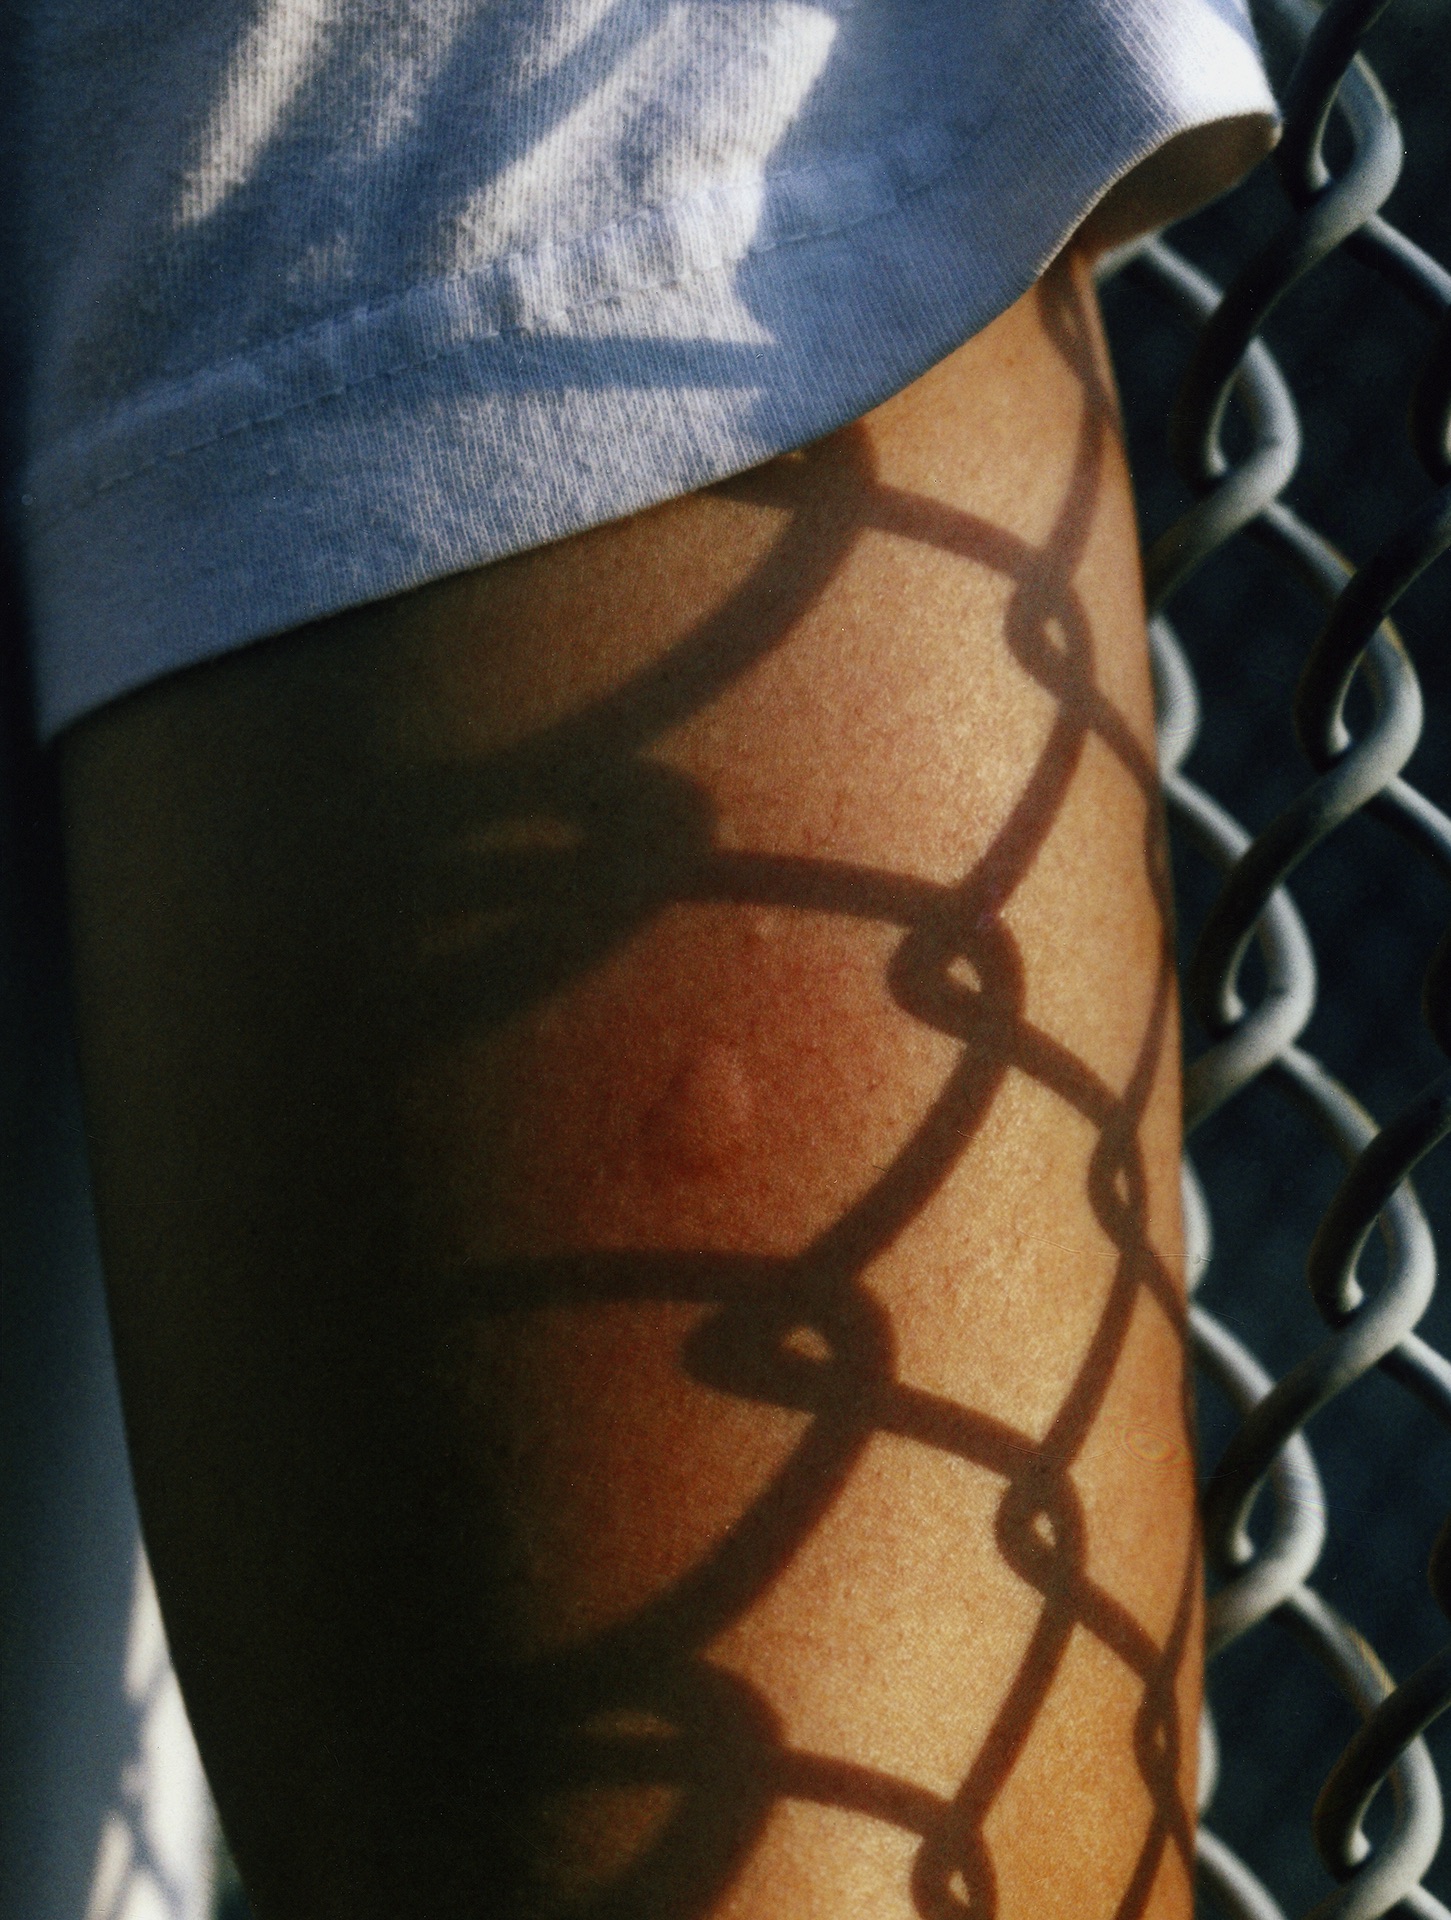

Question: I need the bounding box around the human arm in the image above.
[59,248,1196,1920]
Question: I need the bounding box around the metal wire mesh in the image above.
[47,4,1446,1916]
[1099,0,1451,1911]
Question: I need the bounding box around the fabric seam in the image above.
[24,6,1268,528]
[24,133,979,528]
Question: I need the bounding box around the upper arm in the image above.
[59,251,1195,1920]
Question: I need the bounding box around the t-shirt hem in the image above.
[22,0,1274,738]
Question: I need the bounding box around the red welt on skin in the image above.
[637,1042,756,1175]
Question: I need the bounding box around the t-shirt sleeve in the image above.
[10,0,1276,738]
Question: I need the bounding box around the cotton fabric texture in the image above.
[5,0,1274,739]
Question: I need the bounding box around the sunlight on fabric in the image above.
[83,1551,216,1920]
[177,0,342,229]
[443,1,837,346]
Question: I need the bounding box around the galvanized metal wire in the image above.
[1108,0,1451,1911]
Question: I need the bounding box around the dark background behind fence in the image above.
[1101,0,1451,1907]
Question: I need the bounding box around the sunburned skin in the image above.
[60,247,1196,1920]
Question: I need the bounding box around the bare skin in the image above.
[60,249,1196,1920]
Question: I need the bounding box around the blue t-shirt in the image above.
[5,0,1272,737]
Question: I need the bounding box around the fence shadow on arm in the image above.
[373,267,1197,1920]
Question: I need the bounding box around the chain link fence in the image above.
[1101,0,1451,1911]
[16,2,1444,1915]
